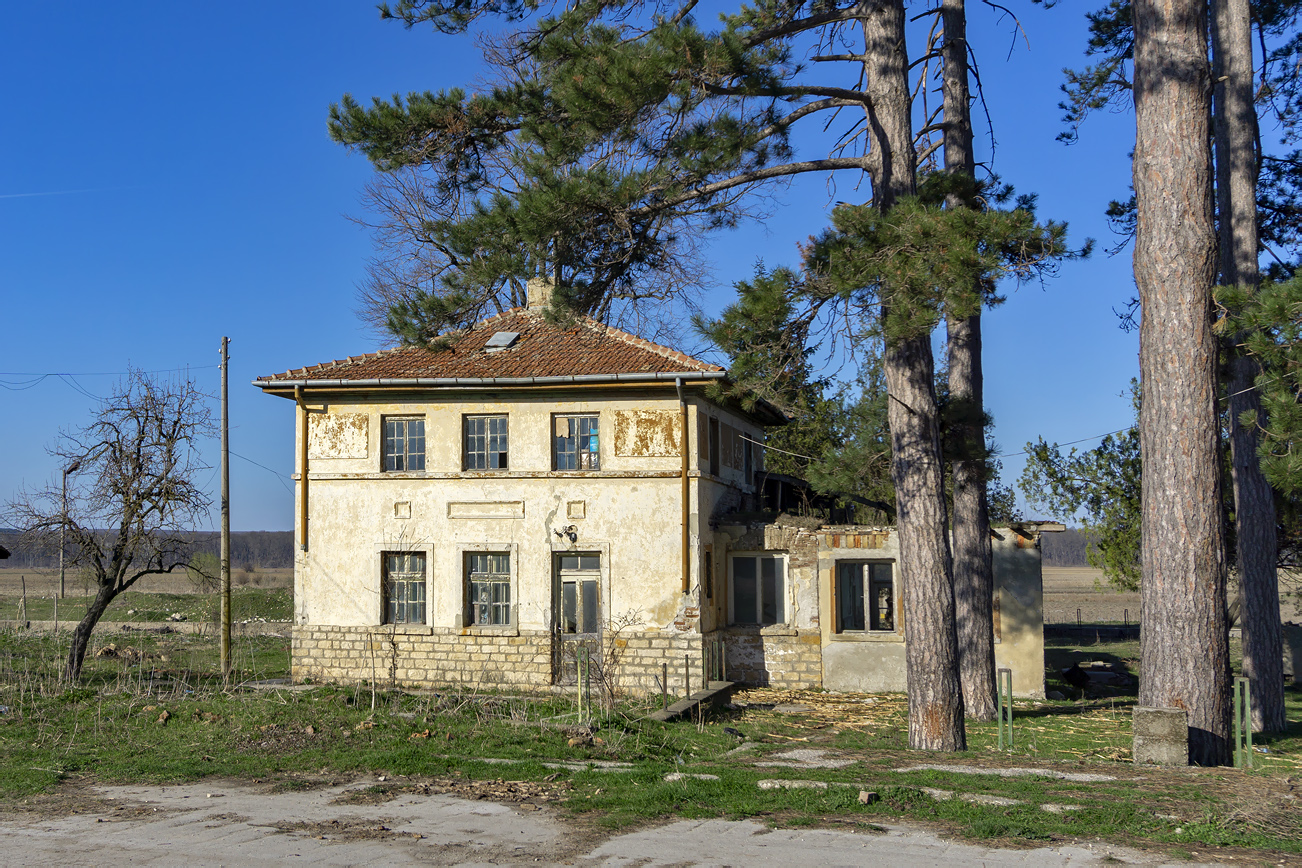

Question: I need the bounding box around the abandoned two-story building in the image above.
[254,283,1052,698]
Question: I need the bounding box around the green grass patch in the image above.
[0,630,1300,861]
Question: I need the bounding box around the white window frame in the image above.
[466,550,512,626]
[382,416,426,472]
[552,414,601,471]
[382,551,427,625]
[464,414,509,470]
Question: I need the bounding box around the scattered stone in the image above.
[167,613,187,622]
[1041,804,1083,814]
[665,773,720,782]
[772,704,814,714]
[894,764,1115,782]
[757,749,854,770]
[1133,706,1188,767]
[758,779,827,790]
[920,787,1020,807]
[858,791,879,805]
[723,742,759,757]
[1046,690,1066,701]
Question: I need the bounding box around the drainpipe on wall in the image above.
[295,385,308,552]
[675,377,690,595]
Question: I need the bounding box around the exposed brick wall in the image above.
[608,631,705,695]
[292,625,552,689]
[722,628,822,689]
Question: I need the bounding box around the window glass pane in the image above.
[560,555,580,571]
[553,415,599,471]
[383,552,425,625]
[383,418,425,472]
[465,416,507,470]
[837,563,865,631]
[733,557,757,625]
[578,554,600,571]
[869,563,894,631]
[580,580,599,634]
[761,557,781,624]
[562,581,577,633]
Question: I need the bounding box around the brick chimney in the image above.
[526,277,553,310]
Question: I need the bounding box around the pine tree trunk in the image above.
[1133,0,1232,766]
[948,314,997,720]
[865,0,967,751]
[65,583,118,682]
[1212,0,1286,734]
[942,0,997,723]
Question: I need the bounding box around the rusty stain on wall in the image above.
[309,413,369,459]
[613,409,682,457]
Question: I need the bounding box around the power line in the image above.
[230,450,294,496]
[0,364,220,377]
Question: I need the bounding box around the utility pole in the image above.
[220,336,232,681]
[59,459,81,599]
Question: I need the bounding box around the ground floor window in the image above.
[836,561,894,632]
[731,553,785,625]
[383,552,426,625]
[557,552,601,635]
[468,552,511,625]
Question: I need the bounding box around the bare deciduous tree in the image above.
[6,370,213,681]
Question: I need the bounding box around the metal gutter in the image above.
[675,377,690,595]
[252,371,729,389]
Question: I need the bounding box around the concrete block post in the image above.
[1132,706,1188,766]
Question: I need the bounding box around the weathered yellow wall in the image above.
[712,522,1047,697]
[292,388,765,648]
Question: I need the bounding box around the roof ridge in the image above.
[575,316,722,372]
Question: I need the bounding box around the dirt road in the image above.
[0,778,1227,867]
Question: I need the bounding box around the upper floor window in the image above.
[836,561,895,632]
[467,552,511,625]
[731,553,785,626]
[553,414,600,470]
[464,414,508,470]
[383,552,426,625]
[383,417,425,471]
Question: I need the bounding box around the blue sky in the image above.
[1,1,1139,531]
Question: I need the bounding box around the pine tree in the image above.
[1046,0,1301,739]
[336,0,1079,752]
[1132,0,1232,766]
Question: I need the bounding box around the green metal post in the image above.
[998,668,1014,750]
[1234,676,1253,769]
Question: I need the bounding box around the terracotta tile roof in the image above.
[255,309,723,384]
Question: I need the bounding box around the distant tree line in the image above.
[0,529,294,572]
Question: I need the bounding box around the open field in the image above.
[1043,566,1302,624]
[0,566,293,598]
